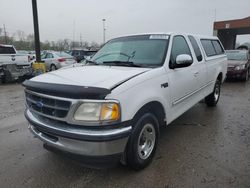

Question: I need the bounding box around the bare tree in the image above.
[90,41,100,49]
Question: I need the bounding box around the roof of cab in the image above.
[0,44,14,48]
[111,32,218,40]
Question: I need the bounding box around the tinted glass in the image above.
[170,36,192,65]
[92,34,169,67]
[188,35,203,62]
[0,46,15,54]
[212,40,224,55]
[201,40,216,57]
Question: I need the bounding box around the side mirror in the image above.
[173,54,193,68]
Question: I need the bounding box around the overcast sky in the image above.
[0,0,250,44]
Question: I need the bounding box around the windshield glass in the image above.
[226,51,248,61]
[91,34,169,67]
[55,52,73,58]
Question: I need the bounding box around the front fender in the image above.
[106,68,170,124]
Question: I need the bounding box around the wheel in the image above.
[0,76,5,84]
[205,79,221,107]
[50,64,57,71]
[126,113,159,170]
[241,68,249,82]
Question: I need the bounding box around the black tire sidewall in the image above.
[126,113,159,170]
[244,69,249,81]
[50,64,56,71]
[205,79,221,106]
[214,79,221,103]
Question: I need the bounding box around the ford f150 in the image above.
[23,33,227,170]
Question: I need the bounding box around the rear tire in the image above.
[126,113,159,170]
[205,79,221,107]
[50,64,56,71]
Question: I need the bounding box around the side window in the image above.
[41,53,46,59]
[188,35,203,62]
[170,36,192,65]
[0,46,15,54]
[201,39,217,57]
[46,53,53,58]
[212,40,224,55]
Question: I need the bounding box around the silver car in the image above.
[41,51,76,71]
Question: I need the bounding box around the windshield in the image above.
[226,51,248,61]
[91,34,169,67]
[54,52,73,58]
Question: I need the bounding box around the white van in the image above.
[24,33,227,170]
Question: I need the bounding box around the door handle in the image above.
[193,71,199,77]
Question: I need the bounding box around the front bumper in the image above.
[227,69,247,78]
[25,109,132,157]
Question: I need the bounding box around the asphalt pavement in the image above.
[0,81,249,188]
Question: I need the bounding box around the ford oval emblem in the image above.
[36,101,44,108]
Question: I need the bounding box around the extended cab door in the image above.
[167,35,205,121]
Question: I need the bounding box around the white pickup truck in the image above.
[0,44,32,83]
[23,33,227,170]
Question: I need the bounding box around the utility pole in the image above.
[72,20,75,49]
[102,19,106,44]
[3,24,7,44]
[80,33,82,47]
[32,0,41,62]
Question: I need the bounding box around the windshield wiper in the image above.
[86,60,99,65]
[102,61,142,67]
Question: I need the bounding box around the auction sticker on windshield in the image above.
[149,34,169,40]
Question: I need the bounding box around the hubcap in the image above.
[137,123,156,160]
[214,83,220,101]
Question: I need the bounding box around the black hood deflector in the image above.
[23,80,111,99]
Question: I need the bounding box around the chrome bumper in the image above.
[25,109,132,156]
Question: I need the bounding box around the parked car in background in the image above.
[68,49,97,62]
[226,50,250,81]
[18,50,36,61]
[41,51,76,71]
[0,44,32,83]
[24,33,227,170]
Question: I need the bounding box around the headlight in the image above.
[73,102,120,123]
[234,65,245,70]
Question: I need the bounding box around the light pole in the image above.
[32,0,41,62]
[102,19,106,44]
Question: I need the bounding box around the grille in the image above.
[227,66,235,71]
[25,90,71,119]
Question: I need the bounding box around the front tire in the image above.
[126,113,159,170]
[205,79,221,107]
[241,68,249,82]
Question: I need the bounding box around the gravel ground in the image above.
[0,81,249,188]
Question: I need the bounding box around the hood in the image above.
[226,60,247,67]
[31,65,150,89]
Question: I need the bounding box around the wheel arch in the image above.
[132,101,166,129]
[217,72,223,82]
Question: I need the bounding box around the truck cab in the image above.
[23,33,227,170]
